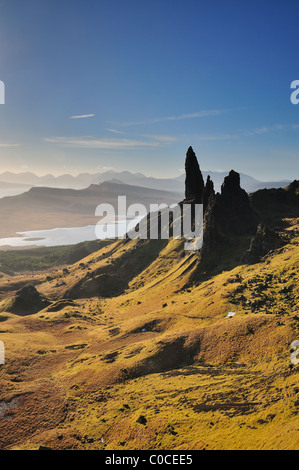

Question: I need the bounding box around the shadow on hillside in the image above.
[189,234,254,284]
[65,238,171,299]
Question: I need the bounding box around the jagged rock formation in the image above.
[201,170,258,257]
[209,170,258,236]
[182,148,259,261]
[185,147,205,202]
[203,175,215,213]
[287,179,299,194]
[241,224,285,264]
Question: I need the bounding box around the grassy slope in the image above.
[0,220,298,450]
[0,240,113,275]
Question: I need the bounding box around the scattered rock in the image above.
[136,415,147,425]
[167,424,178,435]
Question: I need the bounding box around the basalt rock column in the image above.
[203,175,215,213]
[185,146,205,202]
[201,170,258,258]
[214,170,258,236]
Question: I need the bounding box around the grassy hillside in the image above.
[0,212,298,450]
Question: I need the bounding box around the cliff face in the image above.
[203,175,215,213]
[183,148,258,261]
[208,170,258,237]
[182,148,298,268]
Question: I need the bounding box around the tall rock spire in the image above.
[203,175,215,212]
[185,146,205,202]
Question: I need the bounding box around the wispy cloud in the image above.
[193,128,271,141]
[107,110,224,127]
[140,134,179,143]
[69,114,95,119]
[244,123,299,136]
[0,143,21,147]
[193,122,299,141]
[44,136,168,149]
[195,133,239,141]
[106,128,126,135]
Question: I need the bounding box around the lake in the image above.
[0,217,144,248]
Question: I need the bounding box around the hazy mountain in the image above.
[0,169,291,197]
[0,181,33,199]
[0,181,182,238]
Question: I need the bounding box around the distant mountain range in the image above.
[0,181,33,199]
[0,170,292,198]
[0,181,182,238]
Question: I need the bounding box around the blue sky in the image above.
[0,0,298,180]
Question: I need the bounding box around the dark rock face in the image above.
[200,170,258,259]
[250,179,299,223]
[287,179,299,194]
[185,147,205,202]
[241,224,285,264]
[210,170,258,236]
[203,175,215,213]
[181,148,259,261]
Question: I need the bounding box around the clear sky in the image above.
[0,0,298,180]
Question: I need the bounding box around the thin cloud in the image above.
[106,128,126,134]
[195,133,238,141]
[69,114,95,119]
[140,134,179,143]
[0,143,21,147]
[194,122,299,141]
[107,110,224,127]
[44,136,166,149]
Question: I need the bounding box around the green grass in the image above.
[0,239,113,274]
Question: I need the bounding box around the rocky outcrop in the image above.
[250,179,299,224]
[241,224,285,264]
[286,179,299,195]
[185,147,205,202]
[181,148,259,261]
[201,169,258,257]
[209,170,258,237]
[203,175,215,213]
